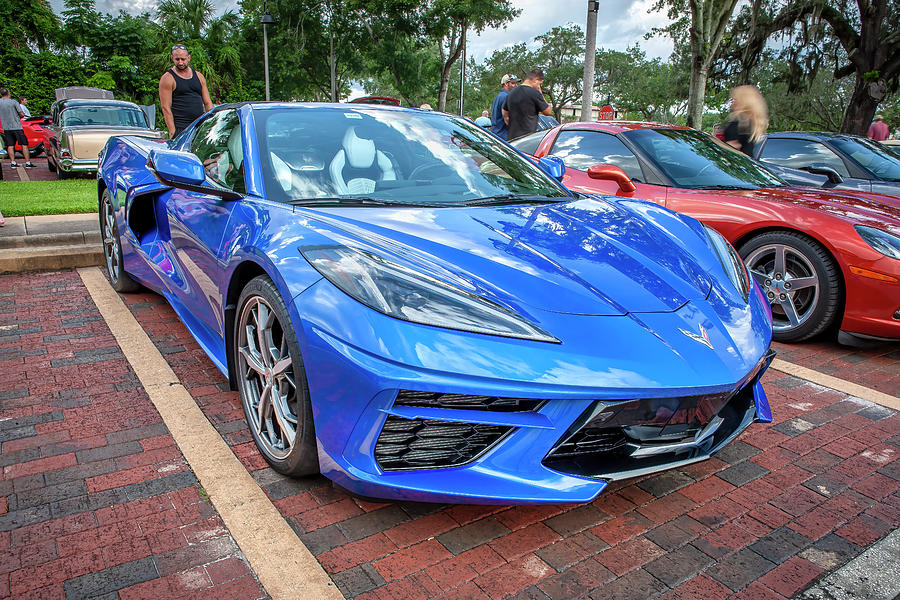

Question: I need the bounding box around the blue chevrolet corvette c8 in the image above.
[97,103,774,504]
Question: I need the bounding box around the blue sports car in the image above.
[97,103,774,504]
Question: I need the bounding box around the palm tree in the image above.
[155,0,213,41]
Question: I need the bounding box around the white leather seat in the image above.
[329,127,395,194]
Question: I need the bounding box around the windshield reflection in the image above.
[625,128,786,189]
[255,106,570,205]
[831,137,900,181]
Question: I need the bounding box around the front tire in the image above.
[100,190,140,292]
[740,231,841,342]
[234,276,318,476]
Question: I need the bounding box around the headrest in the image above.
[343,127,375,169]
[227,126,242,169]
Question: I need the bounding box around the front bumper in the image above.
[841,256,900,340]
[297,283,774,504]
[58,157,99,173]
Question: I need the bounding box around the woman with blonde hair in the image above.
[724,85,769,156]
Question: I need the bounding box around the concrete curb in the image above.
[0,213,102,274]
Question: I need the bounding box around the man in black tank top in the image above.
[159,45,214,138]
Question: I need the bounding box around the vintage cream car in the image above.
[44,97,163,178]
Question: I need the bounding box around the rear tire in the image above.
[740,231,841,342]
[100,190,140,292]
[234,276,319,477]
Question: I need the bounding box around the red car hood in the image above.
[751,186,900,233]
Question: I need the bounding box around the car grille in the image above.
[374,417,511,471]
[393,390,544,412]
[542,382,757,480]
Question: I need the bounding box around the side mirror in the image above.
[537,156,565,181]
[803,163,843,184]
[587,164,637,193]
[148,149,241,200]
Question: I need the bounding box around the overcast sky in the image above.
[49,0,674,61]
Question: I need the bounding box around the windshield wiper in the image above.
[288,196,446,207]
[692,184,756,190]
[462,194,568,206]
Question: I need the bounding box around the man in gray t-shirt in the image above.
[0,87,34,169]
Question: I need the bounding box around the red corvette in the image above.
[0,116,46,157]
[512,121,900,344]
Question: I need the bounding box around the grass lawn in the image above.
[0,180,97,216]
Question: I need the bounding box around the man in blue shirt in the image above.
[490,74,518,140]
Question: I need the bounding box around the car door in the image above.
[539,129,668,204]
[165,108,246,340]
[757,137,872,192]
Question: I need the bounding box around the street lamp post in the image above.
[581,0,599,121]
[261,1,276,101]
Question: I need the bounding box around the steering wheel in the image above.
[66,119,85,125]
[408,161,446,180]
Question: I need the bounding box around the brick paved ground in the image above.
[1,268,898,599]
[2,157,59,182]
[0,271,265,599]
[772,341,900,398]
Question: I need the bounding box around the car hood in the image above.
[755,186,900,232]
[296,197,715,316]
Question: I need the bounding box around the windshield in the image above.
[61,106,148,128]
[255,106,571,205]
[831,137,900,181]
[624,128,786,189]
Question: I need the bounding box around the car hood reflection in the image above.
[297,197,715,316]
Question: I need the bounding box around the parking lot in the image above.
[1,267,898,599]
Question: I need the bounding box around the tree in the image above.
[61,0,101,60]
[535,25,584,121]
[650,0,740,127]
[425,0,519,111]
[596,46,687,121]
[155,0,214,41]
[0,0,59,51]
[353,0,437,106]
[755,0,900,134]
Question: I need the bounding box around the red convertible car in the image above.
[512,121,900,345]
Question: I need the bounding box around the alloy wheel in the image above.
[102,198,121,283]
[744,242,820,333]
[236,296,299,460]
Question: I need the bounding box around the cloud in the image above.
[468,0,673,61]
[50,0,672,60]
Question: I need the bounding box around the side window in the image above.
[549,130,644,181]
[759,138,849,177]
[510,131,549,156]
[190,109,246,193]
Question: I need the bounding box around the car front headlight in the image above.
[704,225,750,301]
[855,225,900,260]
[301,245,559,343]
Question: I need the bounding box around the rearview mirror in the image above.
[803,163,843,184]
[147,149,241,200]
[537,156,565,181]
[587,164,637,193]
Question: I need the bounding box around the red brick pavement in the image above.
[0,271,265,599]
[1,157,61,182]
[2,269,898,599]
[773,340,900,398]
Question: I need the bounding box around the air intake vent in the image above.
[394,390,543,412]
[375,417,511,471]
